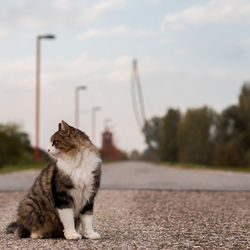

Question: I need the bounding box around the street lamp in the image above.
[35,33,55,162]
[104,118,112,129]
[92,106,101,144]
[75,85,87,128]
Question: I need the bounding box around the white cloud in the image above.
[176,47,190,55]
[77,26,129,40]
[164,0,250,25]
[0,0,126,33]
[77,26,157,40]
[0,57,34,91]
[136,28,156,37]
[82,0,126,23]
[104,56,131,84]
[157,37,175,45]
[240,38,250,46]
[146,0,162,5]
[0,27,9,37]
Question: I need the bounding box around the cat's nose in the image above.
[48,149,50,152]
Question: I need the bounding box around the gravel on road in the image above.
[0,190,249,249]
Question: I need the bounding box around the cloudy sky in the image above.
[1,0,250,152]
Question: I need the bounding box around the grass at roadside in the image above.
[159,162,250,172]
[0,163,47,174]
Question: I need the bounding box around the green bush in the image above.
[0,123,49,168]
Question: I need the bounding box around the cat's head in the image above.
[48,120,92,159]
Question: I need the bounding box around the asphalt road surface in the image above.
[0,162,249,249]
[1,190,249,249]
[0,161,249,191]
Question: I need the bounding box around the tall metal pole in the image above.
[74,86,87,128]
[131,59,141,129]
[75,88,79,128]
[104,118,111,130]
[34,34,55,162]
[92,109,95,142]
[35,37,40,162]
[92,106,101,143]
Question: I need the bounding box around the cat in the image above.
[6,120,101,240]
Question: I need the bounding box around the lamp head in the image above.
[38,34,56,40]
[77,86,87,90]
[94,106,101,111]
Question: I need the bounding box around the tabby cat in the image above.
[6,121,101,240]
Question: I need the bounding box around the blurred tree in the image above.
[143,117,162,160]
[214,105,244,166]
[129,150,141,161]
[0,123,49,167]
[177,106,218,165]
[0,123,32,166]
[117,150,128,161]
[160,108,181,162]
[238,82,250,165]
[215,105,241,144]
[215,83,250,166]
[141,83,250,168]
[143,117,162,150]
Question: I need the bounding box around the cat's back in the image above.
[29,162,57,196]
[16,162,66,237]
[20,162,74,208]
[18,163,57,215]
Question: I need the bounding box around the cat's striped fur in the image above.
[6,121,101,240]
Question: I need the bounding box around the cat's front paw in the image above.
[84,231,101,240]
[64,230,82,240]
[30,232,43,239]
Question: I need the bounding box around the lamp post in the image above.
[104,118,112,129]
[35,34,55,162]
[92,106,101,144]
[75,86,87,128]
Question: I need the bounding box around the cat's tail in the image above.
[6,222,17,234]
[6,222,30,238]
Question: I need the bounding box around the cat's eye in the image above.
[52,140,57,146]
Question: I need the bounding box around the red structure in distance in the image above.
[101,128,118,161]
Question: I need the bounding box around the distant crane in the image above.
[130,59,148,132]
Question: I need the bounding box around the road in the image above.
[0,161,249,191]
[0,161,249,249]
[0,190,249,249]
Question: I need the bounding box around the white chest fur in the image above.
[57,148,101,215]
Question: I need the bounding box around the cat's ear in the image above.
[61,120,71,136]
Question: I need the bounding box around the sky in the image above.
[1,0,250,152]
